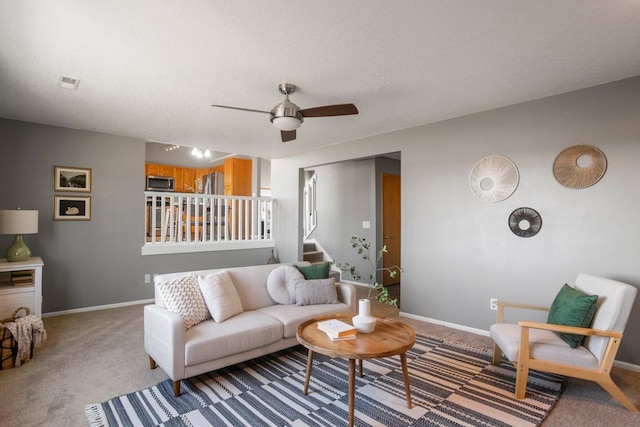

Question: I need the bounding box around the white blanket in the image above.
[4,314,47,367]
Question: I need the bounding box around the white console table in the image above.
[0,257,43,318]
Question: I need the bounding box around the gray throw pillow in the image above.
[295,278,338,306]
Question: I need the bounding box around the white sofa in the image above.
[144,263,356,396]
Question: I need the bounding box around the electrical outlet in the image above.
[144,274,151,284]
[490,298,498,311]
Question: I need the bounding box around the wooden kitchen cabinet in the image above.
[182,168,195,192]
[145,163,174,178]
[174,167,184,192]
[145,163,160,176]
[157,165,174,177]
[224,158,252,196]
[145,159,250,195]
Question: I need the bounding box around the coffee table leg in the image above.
[348,358,356,427]
[303,349,314,395]
[358,359,363,377]
[400,353,412,408]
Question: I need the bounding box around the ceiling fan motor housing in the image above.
[270,99,303,129]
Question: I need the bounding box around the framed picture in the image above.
[54,166,92,192]
[54,196,91,220]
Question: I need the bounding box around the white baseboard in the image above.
[42,298,154,318]
[399,311,490,337]
[613,360,640,372]
[399,311,640,372]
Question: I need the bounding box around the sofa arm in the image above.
[143,304,186,381]
[336,282,357,314]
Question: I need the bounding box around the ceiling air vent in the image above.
[58,76,80,90]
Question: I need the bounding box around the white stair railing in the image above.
[145,192,273,245]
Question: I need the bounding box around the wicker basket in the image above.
[0,307,33,370]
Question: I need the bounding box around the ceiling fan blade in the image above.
[299,103,358,118]
[211,105,270,114]
[281,130,296,142]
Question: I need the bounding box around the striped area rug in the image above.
[86,335,564,426]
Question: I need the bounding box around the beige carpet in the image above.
[0,295,638,426]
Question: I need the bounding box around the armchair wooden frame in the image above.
[492,301,637,412]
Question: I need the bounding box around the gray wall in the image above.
[0,119,270,313]
[272,76,640,364]
[306,159,377,279]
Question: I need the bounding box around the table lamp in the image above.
[0,209,39,262]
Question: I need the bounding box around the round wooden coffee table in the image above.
[296,314,416,427]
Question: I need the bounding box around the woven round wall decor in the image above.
[553,145,607,189]
[509,207,542,238]
[469,155,519,202]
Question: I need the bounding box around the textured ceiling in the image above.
[1,1,639,159]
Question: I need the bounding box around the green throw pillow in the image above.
[295,262,330,280]
[547,283,598,348]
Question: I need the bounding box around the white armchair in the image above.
[490,273,638,411]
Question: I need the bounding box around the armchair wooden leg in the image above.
[597,377,638,412]
[514,363,529,399]
[492,343,502,366]
[149,356,157,370]
[173,380,181,397]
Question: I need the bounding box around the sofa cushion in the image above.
[295,262,331,280]
[157,274,210,330]
[184,311,283,365]
[227,264,285,311]
[295,278,339,306]
[258,302,353,338]
[547,284,598,348]
[266,265,305,304]
[198,271,244,323]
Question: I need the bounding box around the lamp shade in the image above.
[0,210,39,235]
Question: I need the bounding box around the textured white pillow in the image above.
[157,274,210,330]
[266,265,305,304]
[295,278,339,306]
[198,270,243,323]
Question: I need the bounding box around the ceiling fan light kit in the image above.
[271,117,301,131]
[211,83,358,142]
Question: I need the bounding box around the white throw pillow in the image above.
[266,265,305,304]
[157,274,210,330]
[198,270,244,323]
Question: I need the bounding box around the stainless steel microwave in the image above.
[146,175,175,191]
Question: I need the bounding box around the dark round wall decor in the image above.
[509,207,542,238]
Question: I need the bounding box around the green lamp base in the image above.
[5,234,31,262]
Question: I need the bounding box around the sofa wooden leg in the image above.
[149,356,157,370]
[173,380,181,397]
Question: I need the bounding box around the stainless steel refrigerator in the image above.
[201,173,224,195]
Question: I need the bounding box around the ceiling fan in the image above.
[211,83,358,142]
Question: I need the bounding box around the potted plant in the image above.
[334,235,403,332]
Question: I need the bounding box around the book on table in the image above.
[325,332,356,341]
[317,319,357,338]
